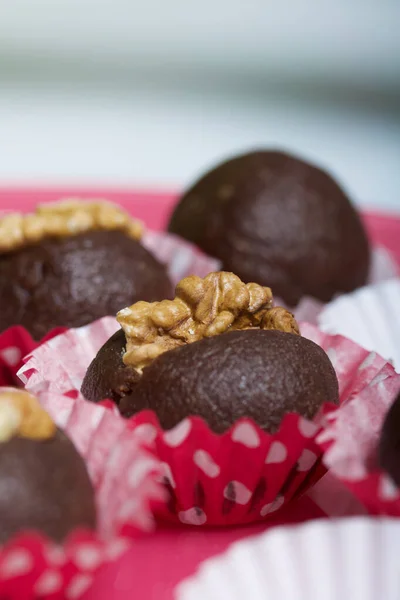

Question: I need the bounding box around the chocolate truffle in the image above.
[168,150,371,306]
[0,200,173,339]
[0,388,96,544]
[82,272,339,434]
[378,392,400,487]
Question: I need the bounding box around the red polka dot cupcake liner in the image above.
[0,326,67,386]
[125,409,330,526]
[0,388,166,599]
[317,357,400,516]
[18,318,396,526]
[0,229,219,386]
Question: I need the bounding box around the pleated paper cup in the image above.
[279,246,399,324]
[318,278,400,372]
[0,326,67,387]
[0,386,165,599]
[18,318,399,526]
[317,354,400,516]
[176,517,400,600]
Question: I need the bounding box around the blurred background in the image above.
[0,0,399,211]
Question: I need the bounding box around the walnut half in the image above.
[117,272,300,373]
[0,199,144,253]
[0,388,56,442]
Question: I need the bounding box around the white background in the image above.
[0,0,399,211]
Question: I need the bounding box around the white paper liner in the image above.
[19,317,120,394]
[318,278,400,372]
[176,517,400,600]
[279,246,399,325]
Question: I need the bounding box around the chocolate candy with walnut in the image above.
[0,388,96,544]
[168,150,370,306]
[0,200,173,339]
[82,272,338,434]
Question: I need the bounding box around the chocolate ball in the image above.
[379,392,400,487]
[168,150,370,306]
[0,429,96,544]
[82,328,339,434]
[0,230,172,340]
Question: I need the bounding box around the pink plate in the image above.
[0,187,399,600]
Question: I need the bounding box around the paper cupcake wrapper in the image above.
[0,326,67,387]
[19,318,397,526]
[0,229,219,386]
[279,245,399,324]
[0,387,165,599]
[317,350,400,516]
[0,531,132,600]
[176,517,400,600]
[318,277,400,372]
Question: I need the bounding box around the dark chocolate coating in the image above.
[82,329,140,406]
[168,150,370,306]
[82,329,339,434]
[0,230,173,340]
[379,392,400,487]
[0,429,96,544]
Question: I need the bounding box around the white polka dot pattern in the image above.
[193,450,220,478]
[163,419,192,447]
[73,545,102,571]
[0,346,22,367]
[231,422,260,448]
[265,441,287,464]
[0,549,33,578]
[34,570,63,595]
[260,495,285,517]
[66,574,93,599]
[297,449,318,472]
[223,481,252,505]
[178,508,207,526]
[0,531,136,600]
[378,475,400,501]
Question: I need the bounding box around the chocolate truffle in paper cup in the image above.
[0,387,96,544]
[82,272,339,432]
[168,150,371,306]
[176,517,400,600]
[0,387,165,600]
[0,199,172,339]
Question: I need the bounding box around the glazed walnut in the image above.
[0,388,56,442]
[117,271,299,372]
[0,199,143,253]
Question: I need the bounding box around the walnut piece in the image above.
[0,388,56,442]
[0,199,144,253]
[117,271,300,372]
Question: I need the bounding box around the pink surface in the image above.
[85,497,325,600]
[0,187,399,600]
